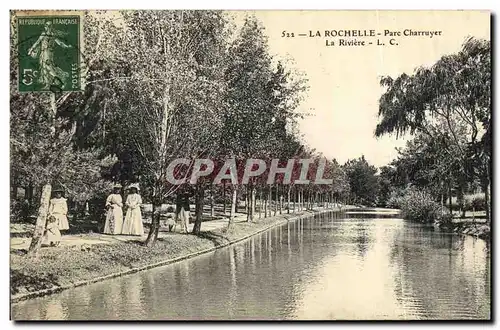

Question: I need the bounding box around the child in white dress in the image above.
[49,187,69,231]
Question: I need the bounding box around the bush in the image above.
[449,193,486,212]
[386,188,404,209]
[398,187,444,223]
[465,193,486,211]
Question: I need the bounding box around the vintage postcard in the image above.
[9,10,491,321]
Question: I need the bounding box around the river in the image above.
[11,209,490,320]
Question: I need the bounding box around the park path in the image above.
[10,212,251,251]
[11,208,320,250]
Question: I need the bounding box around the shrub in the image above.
[398,187,444,223]
[449,193,486,212]
[386,188,405,209]
[465,193,486,211]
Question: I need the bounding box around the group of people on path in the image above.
[42,183,145,247]
[104,183,145,236]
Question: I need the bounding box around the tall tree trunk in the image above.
[279,185,283,215]
[258,188,262,219]
[11,175,18,200]
[27,182,34,207]
[483,163,491,222]
[273,185,278,216]
[192,187,204,235]
[244,186,249,215]
[145,191,162,247]
[297,189,302,211]
[264,188,268,218]
[457,180,466,218]
[210,188,215,218]
[448,181,453,216]
[441,180,445,216]
[299,189,304,211]
[246,185,251,222]
[250,185,256,222]
[267,186,272,217]
[228,186,237,229]
[246,186,251,222]
[485,183,490,222]
[293,187,297,213]
[223,181,227,215]
[28,184,52,254]
[287,185,291,214]
[29,94,57,254]
[482,177,490,223]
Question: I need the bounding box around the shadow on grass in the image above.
[121,239,145,247]
[195,231,231,247]
[10,269,59,295]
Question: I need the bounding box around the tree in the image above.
[377,165,396,207]
[343,156,379,206]
[331,158,350,205]
[10,12,119,254]
[106,11,230,244]
[223,16,281,223]
[376,37,491,220]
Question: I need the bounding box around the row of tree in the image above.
[10,11,362,253]
[12,11,489,254]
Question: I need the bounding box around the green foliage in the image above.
[377,165,396,207]
[343,156,379,206]
[375,37,491,220]
[10,92,118,203]
[467,193,486,212]
[397,187,444,223]
[450,193,486,212]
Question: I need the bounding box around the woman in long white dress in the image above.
[103,184,124,235]
[122,184,144,236]
[49,187,69,231]
[176,193,190,233]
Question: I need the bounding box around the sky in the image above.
[234,10,490,167]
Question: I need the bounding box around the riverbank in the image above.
[11,207,349,303]
[438,220,490,240]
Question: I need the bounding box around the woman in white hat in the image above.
[49,186,69,231]
[103,184,124,235]
[122,184,144,236]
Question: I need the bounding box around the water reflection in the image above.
[12,211,490,320]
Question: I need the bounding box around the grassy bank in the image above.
[11,209,334,303]
[438,221,490,240]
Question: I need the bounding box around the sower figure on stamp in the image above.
[103,184,123,235]
[122,184,144,236]
[27,21,72,90]
[49,186,69,232]
[175,193,191,233]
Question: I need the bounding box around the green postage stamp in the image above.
[16,11,83,92]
